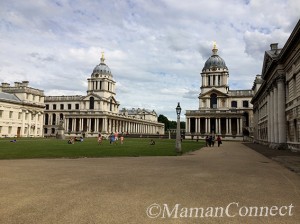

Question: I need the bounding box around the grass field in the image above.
[0,137,205,159]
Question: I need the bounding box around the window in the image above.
[53,104,57,110]
[9,111,13,118]
[110,99,113,111]
[231,101,237,108]
[0,110,3,118]
[210,93,217,109]
[18,112,22,119]
[243,101,249,108]
[46,104,49,110]
[68,104,71,110]
[60,104,64,110]
[0,126,2,133]
[45,114,49,125]
[75,104,79,110]
[90,97,95,109]
[8,126,12,134]
[52,114,56,125]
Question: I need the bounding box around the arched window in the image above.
[210,93,217,109]
[60,113,64,121]
[89,97,94,109]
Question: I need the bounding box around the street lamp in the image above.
[175,102,182,154]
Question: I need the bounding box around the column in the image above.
[103,118,107,133]
[208,118,210,133]
[267,93,271,141]
[226,118,229,134]
[237,118,240,135]
[277,76,286,143]
[198,118,201,133]
[240,118,243,135]
[229,118,232,135]
[218,118,221,134]
[270,89,274,143]
[195,118,198,133]
[215,118,218,134]
[205,118,208,133]
[274,85,279,143]
[185,117,188,133]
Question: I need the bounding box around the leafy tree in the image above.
[158,114,170,130]
[158,114,186,131]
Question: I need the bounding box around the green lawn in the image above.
[0,138,205,159]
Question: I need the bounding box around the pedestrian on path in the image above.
[217,135,222,147]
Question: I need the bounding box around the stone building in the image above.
[0,81,45,137]
[44,54,164,137]
[185,43,254,140]
[251,19,300,150]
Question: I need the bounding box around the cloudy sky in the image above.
[0,0,299,120]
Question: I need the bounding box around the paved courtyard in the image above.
[0,142,300,224]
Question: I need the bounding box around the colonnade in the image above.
[44,115,163,135]
[185,117,243,135]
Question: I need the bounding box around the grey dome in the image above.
[202,44,227,71]
[93,63,111,74]
[92,53,112,76]
[203,54,227,71]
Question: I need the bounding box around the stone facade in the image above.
[252,19,300,151]
[185,44,254,140]
[44,54,164,137]
[0,81,45,137]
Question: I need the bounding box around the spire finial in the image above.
[212,41,218,55]
[101,51,105,63]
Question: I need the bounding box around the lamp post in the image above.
[175,102,182,154]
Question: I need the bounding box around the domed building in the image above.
[185,43,254,140]
[44,53,164,137]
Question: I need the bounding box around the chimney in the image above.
[270,43,278,51]
[1,83,10,87]
[22,81,29,87]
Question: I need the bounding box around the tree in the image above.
[158,114,170,130]
[158,114,186,131]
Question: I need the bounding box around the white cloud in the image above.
[0,0,299,120]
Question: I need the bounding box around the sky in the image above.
[0,0,299,120]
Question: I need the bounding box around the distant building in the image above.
[185,43,254,140]
[251,19,300,150]
[44,53,164,137]
[0,81,45,137]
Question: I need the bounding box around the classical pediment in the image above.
[200,89,228,98]
[82,93,102,101]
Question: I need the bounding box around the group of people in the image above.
[97,132,124,145]
[67,136,84,144]
[205,135,222,147]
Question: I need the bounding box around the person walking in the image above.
[98,133,102,145]
[217,135,222,147]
